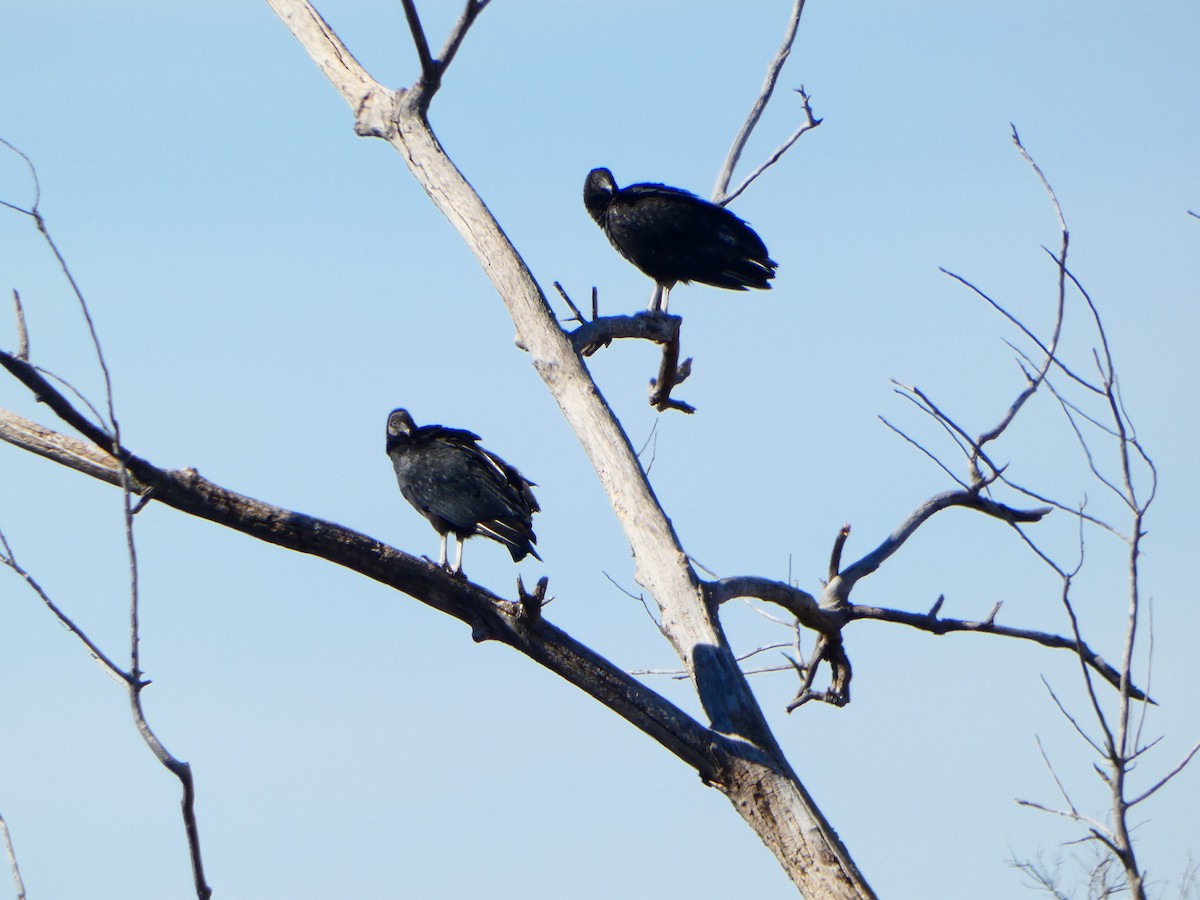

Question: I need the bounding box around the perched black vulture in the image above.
[583,167,777,312]
[385,408,541,575]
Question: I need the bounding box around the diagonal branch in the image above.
[721,87,822,206]
[830,490,1050,600]
[264,0,390,133]
[0,812,24,900]
[1126,739,1200,808]
[713,0,811,202]
[0,528,130,683]
[0,405,723,778]
[969,128,1074,453]
[938,267,1101,394]
[399,0,435,81]
[435,1,491,77]
[844,602,1150,702]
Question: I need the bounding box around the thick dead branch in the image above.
[0,405,722,777]
[708,576,833,633]
[567,312,681,356]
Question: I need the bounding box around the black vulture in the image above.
[583,167,777,312]
[385,408,541,575]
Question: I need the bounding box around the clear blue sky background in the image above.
[0,2,1197,898]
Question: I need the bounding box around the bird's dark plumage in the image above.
[386,408,540,574]
[583,167,777,312]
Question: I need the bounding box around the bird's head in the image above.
[583,167,617,222]
[386,408,417,449]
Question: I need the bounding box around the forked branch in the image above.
[713,0,817,204]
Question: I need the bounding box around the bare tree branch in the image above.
[1040,676,1106,758]
[844,602,1148,701]
[0,527,130,683]
[11,291,28,361]
[0,144,215,897]
[828,523,850,581]
[553,286,696,413]
[435,1,491,79]
[713,0,811,202]
[1033,734,1082,818]
[721,87,822,206]
[399,0,435,82]
[938,267,1102,394]
[830,490,1050,600]
[1125,740,1200,808]
[708,576,831,631]
[878,415,971,489]
[0,811,26,900]
[1014,798,1110,836]
[399,0,490,108]
[0,405,725,777]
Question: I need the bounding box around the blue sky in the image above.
[1,1,1197,897]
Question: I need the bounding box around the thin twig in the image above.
[1,146,213,898]
[1126,740,1200,808]
[939,267,1101,394]
[722,87,822,206]
[1011,125,1067,233]
[1034,733,1080,815]
[0,527,130,683]
[1041,676,1105,757]
[553,281,587,325]
[878,415,970,489]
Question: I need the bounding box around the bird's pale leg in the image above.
[648,284,665,313]
[452,537,465,575]
[438,533,449,568]
[649,284,673,314]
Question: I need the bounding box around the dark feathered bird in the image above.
[386,408,541,575]
[583,167,777,313]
